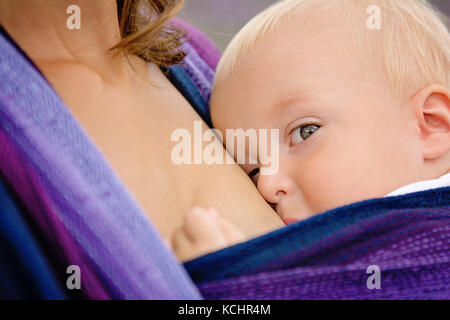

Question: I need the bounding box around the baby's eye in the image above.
[290,124,320,145]
[247,168,260,185]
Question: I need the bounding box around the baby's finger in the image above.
[183,208,227,246]
[210,210,246,245]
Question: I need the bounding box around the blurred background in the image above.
[178,0,450,52]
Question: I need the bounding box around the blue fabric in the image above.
[184,187,450,283]
[0,176,66,299]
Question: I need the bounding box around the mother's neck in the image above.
[0,0,128,81]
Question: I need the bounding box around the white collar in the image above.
[385,172,450,197]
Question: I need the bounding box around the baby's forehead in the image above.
[221,7,377,85]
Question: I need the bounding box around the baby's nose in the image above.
[257,171,295,205]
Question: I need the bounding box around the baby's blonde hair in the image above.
[214,0,450,100]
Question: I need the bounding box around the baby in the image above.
[171,0,450,262]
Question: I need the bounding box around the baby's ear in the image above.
[410,84,450,160]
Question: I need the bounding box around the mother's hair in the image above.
[113,0,186,66]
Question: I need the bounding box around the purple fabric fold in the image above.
[172,18,221,104]
[181,42,216,103]
[173,18,221,70]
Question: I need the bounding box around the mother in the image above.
[0,0,283,243]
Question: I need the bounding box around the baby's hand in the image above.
[171,207,245,262]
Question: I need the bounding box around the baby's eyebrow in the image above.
[269,95,313,119]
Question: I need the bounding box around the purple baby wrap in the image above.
[0,27,200,300]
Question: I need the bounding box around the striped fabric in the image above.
[0,179,66,299]
[185,188,450,299]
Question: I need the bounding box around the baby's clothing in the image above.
[385,172,450,197]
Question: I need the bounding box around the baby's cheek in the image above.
[295,144,371,213]
[292,161,339,212]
